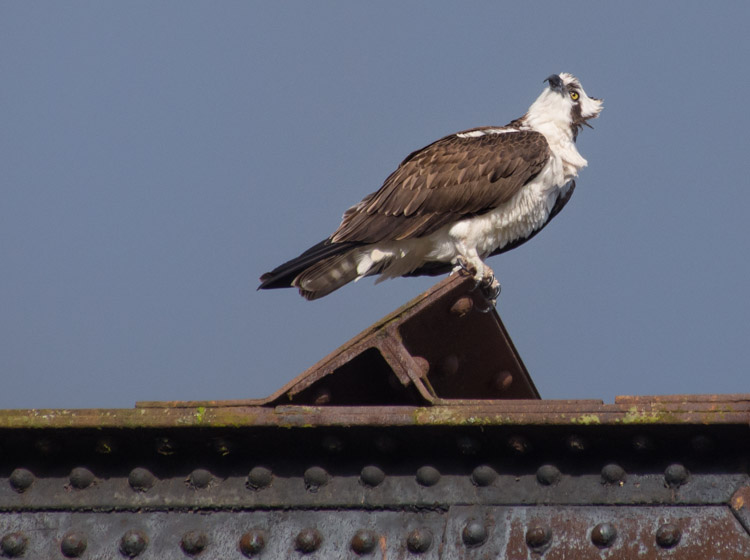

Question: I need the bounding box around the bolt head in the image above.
[566,434,587,452]
[295,528,322,553]
[239,530,266,557]
[180,531,208,556]
[591,523,617,548]
[494,370,514,391]
[69,467,95,490]
[60,531,87,558]
[525,526,552,549]
[507,435,531,454]
[601,463,626,485]
[470,465,497,487]
[351,530,378,555]
[1,532,29,557]
[655,523,681,548]
[360,465,386,488]
[304,466,329,491]
[450,296,474,317]
[9,468,34,493]
[119,530,148,557]
[632,434,654,453]
[439,354,459,376]
[536,464,561,486]
[664,463,689,487]
[247,466,273,490]
[415,465,441,487]
[188,469,212,489]
[128,467,156,492]
[321,435,343,453]
[155,437,177,455]
[457,435,480,455]
[462,520,487,547]
[95,437,115,454]
[406,528,433,553]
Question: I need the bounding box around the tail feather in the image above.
[295,251,362,300]
[258,239,362,297]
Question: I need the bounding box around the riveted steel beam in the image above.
[1,276,749,557]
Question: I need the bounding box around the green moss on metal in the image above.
[413,407,504,426]
[618,406,678,424]
[571,414,602,425]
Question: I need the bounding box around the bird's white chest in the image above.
[438,136,584,259]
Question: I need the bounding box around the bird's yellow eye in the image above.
[570,91,580,101]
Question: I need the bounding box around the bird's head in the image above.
[526,73,603,141]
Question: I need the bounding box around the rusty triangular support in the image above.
[138,273,539,408]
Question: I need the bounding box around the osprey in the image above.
[259,73,602,301]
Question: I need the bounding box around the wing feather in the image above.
[331,129,550,244]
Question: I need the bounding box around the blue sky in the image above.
[2,2,749,409]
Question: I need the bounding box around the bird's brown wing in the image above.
[331,128,551,244]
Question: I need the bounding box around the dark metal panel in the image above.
[1,507,749,559]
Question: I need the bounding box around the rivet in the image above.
[360,465,386,488]
[304,466,329,491]
[415,465,441,487]
[351,530,378,555]
[457,435,480,455]
[525,526,552,549]
[406,528,433,553]
[9,468,34,493]
[494,370,513,392]
[632,434,654,453]
[566,434,587,452]
[439,354,459,377]
[69,467,95,489]
[239,530,266,557]
[536,464,561,486]
[664,463,689,487]
[470,465,497,487]
[95,437,116,454]
[375,435,397,454]
[321,435,343,454]
[507,435,531,455]
[188,468,212,489]
[690,434,714,454]
[313,388,332,405]
[155,437,177,456]
[246,466,273,490]
[35,437,59,455]
[60,531,87,558]
[213,437,233,456]
[128,467,156,492]
[295,528,322,553]
[1,532,29,557]
[450,296,474,317]
[601,463,626,485]
[462,520,487,547]
[119,530,148,558]
[180,530,208,557]
[655,523,681,548]
[591,523,617,548]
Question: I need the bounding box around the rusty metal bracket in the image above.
[139,273,539,408]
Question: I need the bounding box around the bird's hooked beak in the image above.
[545,74,564,94]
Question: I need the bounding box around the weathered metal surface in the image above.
[0,507,748,558]
[1,395,748,429]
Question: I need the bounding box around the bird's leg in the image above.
[452,254,500,310]
[453,256,477,278]
[477,265,501,311]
